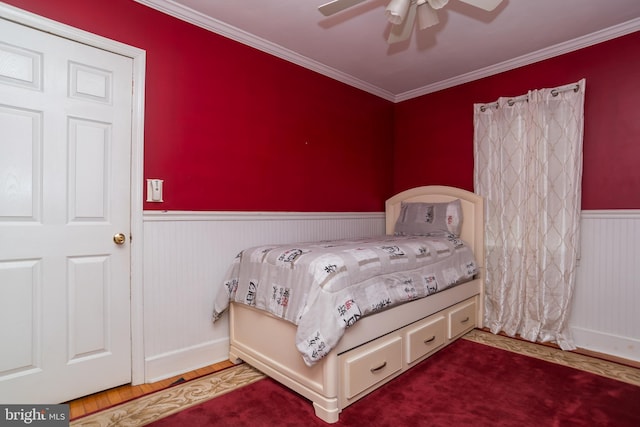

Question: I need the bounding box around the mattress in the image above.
[213,234,478,366]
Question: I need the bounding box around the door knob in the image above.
[113,233,126,245]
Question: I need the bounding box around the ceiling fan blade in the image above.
[318,0,368,16]
[387,2,417,44]
[427,0,449,10]
[457,0,503,12]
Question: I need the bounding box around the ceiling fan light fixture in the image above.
[426,0,449,10]
[417,2,440,29]
[319,0,505,43]
[385,0,411,25]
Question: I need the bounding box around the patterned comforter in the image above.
[213,234,478,366]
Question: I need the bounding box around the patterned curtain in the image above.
[473,79,585,350]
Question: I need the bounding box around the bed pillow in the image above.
[394,199,463,237]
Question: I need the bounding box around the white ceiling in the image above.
[135,0,640,102]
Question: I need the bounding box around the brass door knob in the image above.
[113,233,126,245]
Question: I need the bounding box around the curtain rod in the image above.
[479,83,580,112]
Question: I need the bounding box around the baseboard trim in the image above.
[145,339,230,383]
[569,327,640,369]
[480,328,640,370]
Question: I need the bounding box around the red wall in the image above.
[393,31,640,209]
[4,1,639,210]
[3,0,394,212]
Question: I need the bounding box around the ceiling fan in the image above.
[319,0,504,44]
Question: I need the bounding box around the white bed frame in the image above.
[227,186,484,423]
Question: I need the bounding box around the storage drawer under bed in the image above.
[404,315,446,364]
[448,299,477,339]
[337,295,479,411]
[341,335,403,400]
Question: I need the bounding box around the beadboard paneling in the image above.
[142,211,384,382]
[570,210,640,362]
[142,209,640,381]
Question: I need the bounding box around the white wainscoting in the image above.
[570,210,640,363]
[142,211,385,382]
[142,209,640,381]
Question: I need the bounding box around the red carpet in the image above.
[149,339,640,426]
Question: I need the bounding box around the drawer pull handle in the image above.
[424,335,436,344]
[370,362,387,373]
[461,316,470,323]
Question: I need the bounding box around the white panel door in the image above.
[0,17,133,403]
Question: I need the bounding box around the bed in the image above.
[213,185,484,423]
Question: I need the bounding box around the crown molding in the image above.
[135,1,640,103]
[133,0,396,101]
[395,17,640,102]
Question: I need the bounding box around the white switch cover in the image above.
[147,179,164,202]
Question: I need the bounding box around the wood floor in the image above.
[67,360,235,420]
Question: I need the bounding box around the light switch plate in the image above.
[146,179,163,202]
